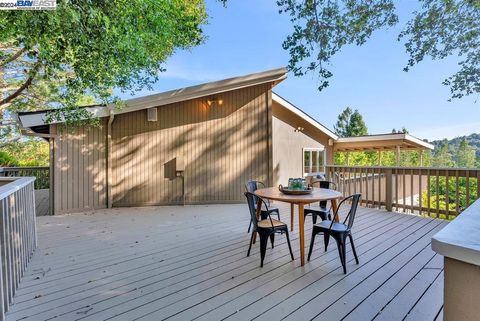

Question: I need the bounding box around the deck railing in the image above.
[325,165,480,219]
[0,167,49,190]
[0,177,37,321]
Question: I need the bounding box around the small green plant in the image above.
[0,151,19,166]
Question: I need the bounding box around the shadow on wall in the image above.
[54,122,108,213]
[110,84,271,206]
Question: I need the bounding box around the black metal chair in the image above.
[244,192,294,267]
[303,181,337,224]
[307,193,361,274]
[245,180,280,233]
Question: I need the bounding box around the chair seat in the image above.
[257,218,287,228]
[314,220,348,232]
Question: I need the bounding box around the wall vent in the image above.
[147,108,158,122]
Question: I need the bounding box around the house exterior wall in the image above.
[51,121,107,214]
[49,84,337,213]
[51,84,272,212]
[271,100,334,187]
[272,116,325,187]
[110,84,272,206]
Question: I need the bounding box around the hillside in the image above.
[430,133,480,159]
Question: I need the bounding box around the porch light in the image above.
[207,98,223,106]
[294,126,304,132]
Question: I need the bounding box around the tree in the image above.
[0,0,208,145]
[392,127,409,133]
[334,107,368,137]
[277,0,479,100]
[348,110,368,137]
[456,138,476,168]
[1,138,49,166]
[333,107,353,137]
[432,141,455,167]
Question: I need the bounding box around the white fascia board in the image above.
[272,92,338,140]
[336,133,434,150]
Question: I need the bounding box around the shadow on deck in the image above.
[6,204,447,321]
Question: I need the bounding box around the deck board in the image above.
[6,204,446,321]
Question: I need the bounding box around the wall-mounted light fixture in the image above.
[207,97,223,106]
[294,126,304,132]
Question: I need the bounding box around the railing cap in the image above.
[0,177,36,200]
[325,165,480,171]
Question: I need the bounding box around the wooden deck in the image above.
[6,204,447,321]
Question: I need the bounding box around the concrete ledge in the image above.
[432,198,480,266]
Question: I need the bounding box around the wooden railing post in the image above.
[385,168,393,212]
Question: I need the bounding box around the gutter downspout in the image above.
[106,108,114,208]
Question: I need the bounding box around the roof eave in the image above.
[17,67,288,128]
[272,92,338,140]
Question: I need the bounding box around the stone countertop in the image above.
[432,199,480,266]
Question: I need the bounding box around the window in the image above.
[303,148,325,175]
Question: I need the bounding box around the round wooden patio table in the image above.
[254,187,343,266]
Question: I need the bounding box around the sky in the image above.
[119,0,479,142]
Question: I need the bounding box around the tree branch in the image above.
[0,47,28,67]
[0,62,40,108]
[0,135,21,148]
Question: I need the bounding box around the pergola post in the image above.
[395,146,401,167]
[378,151,382,166]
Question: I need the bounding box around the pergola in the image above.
[333,133,434,166]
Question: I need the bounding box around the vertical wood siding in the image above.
[111,84,271,206]
[51,122,107,214]
[272,116,325,186]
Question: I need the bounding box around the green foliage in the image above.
[399,0,480,100]
[0,0,208,139]
[1,139,49,166]
[432,141,455,167]
[278,0,479,99]
[431,134,480,166]
[392,127,409,133]
[0,151,19,166]
[334,149,431,167]
[277,0,398,91]
[456,138,476,167]
[421,176,478,215]
[333,107,368,137]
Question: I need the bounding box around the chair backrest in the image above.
[311,180,337,207]
[244,191,274,230]
[334,193,361,229]
[245,180,266,193]
[244,192,259,229]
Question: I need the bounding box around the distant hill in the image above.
[430,133,480,159]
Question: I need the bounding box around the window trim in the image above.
[302,147,326,176]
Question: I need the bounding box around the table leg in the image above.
[298,203,305,266]
[290,203,294,231]
[252,198,262,243]
[331,199,339,222]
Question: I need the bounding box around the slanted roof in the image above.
[17,67,288,128]
[272,93,338,140]
[334,133,434,152]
